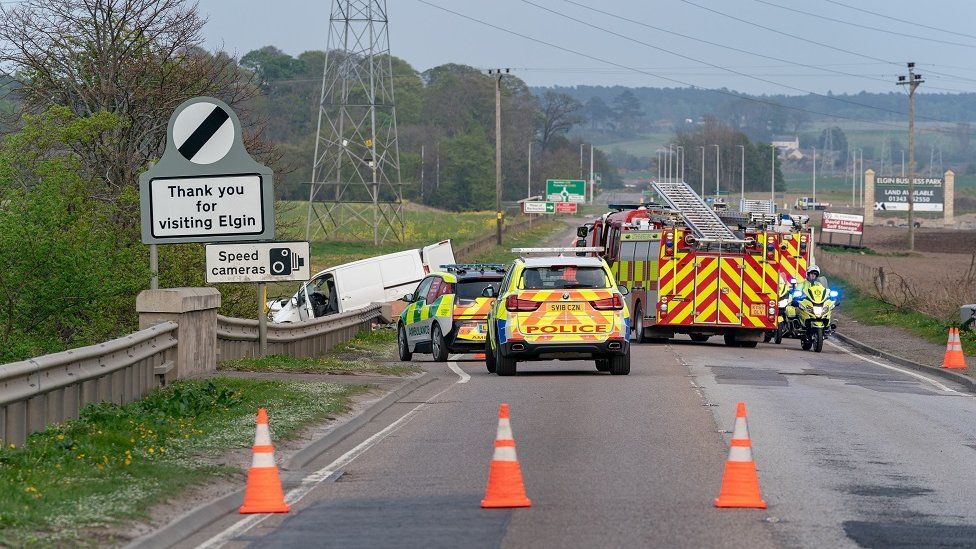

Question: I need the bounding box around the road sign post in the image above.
[140,96,278,354]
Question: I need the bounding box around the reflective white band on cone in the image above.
[254,424,272,447]
[728,445,754,462]
[252,451,277,468]
[492,445,518,462]
[496,418,513,441]
[731,417,750,440]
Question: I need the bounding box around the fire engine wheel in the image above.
[485,341,496,373]
[763,331,773,343]
[632,304,647,343]
[690,334,710,343]
[723,334,739,347]
[496,352,517,376]
[774,323,784,344]
[431,323,449,362]
[397,324,412,362]
[608,350,631,375]
[739,340,759,348]
[596,359,611,372]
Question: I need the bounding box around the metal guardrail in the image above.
[0,322,178,446]
[216,304,383,361]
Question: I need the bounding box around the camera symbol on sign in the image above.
[269,247,305,276]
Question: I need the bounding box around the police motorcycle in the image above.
[769,278,799,345]
[787,282,839,353]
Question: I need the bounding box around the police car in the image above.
[484,249,631,376]
[397,264,506,362]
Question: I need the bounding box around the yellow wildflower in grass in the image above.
[125,459,132,466]
[8,444,15,449]
[56,434,64,441]
[148,447,155,454]
[25,487,36,493]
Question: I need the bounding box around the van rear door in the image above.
[378,252,427,302]
[421,240,456,272]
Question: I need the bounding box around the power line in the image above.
[412,0,967,137]
[679,0,976,86]
[524,0,951,123]
[820,0,976,41]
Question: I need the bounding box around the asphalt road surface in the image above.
[189,333,976,549]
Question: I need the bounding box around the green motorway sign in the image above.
[546,179,586,203]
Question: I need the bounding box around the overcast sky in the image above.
[198,0,976,96]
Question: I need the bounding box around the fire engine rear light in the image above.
[590,294,624,310]
[506,295,540,312]
[659,301,668,312]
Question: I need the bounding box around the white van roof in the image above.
[307,248,422,280]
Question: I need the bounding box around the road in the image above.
[187,334,976,548]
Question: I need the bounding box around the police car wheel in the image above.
[595,359,611,372]
[397,325,412,362]
[431,323,449,362]
[496,352,517,376]
[608,350,630,375]
[485,342,497,373]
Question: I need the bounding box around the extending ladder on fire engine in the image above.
[651,181,738,241]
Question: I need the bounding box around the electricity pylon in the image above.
[306,0,404,244]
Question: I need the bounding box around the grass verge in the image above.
[0,377,366,547]
[832,277,976,358]
[219,329,419,376]
[466,219,565,264]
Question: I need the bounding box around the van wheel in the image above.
[496,352,517,376]
[596,359,611,372]
[609,350,631,375]
[485,341,496,373]
[431,323,449,362]
[397,325,412,362]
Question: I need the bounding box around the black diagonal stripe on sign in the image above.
[178,106,230,161]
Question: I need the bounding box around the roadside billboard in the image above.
[822,212,864,235]
[874,176,943,212]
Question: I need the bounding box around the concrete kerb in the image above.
[125,371,432,549]
[833,331,976,394]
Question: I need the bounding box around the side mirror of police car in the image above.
[618,285,630,296]
[481,286,495,298]
[402,293,414,302]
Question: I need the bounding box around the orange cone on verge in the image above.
[481,403,532,508]
[714,402,767,509]
[239,408,290,514]
[942,328,967,370]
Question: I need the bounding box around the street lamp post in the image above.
[812,146,817,205]
[677,146,684,181]
[712,144,720,197]
[738,144,745,207]
[700,146,705,197]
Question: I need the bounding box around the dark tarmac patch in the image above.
[810,360,934,395]
[706,365,789,386]
[846,484,934,498]
[844,520,976,548]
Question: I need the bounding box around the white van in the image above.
[269,240,455,323]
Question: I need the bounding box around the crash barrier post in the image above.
[137,287,221,380]
[0,322,178,447]
[715,402,767,509]
[215,304,383,361]
[240,408,290,514]
[482,403,532,508]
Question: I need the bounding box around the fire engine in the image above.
[578,181,790,347]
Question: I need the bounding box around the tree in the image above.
[241,46,305,83]
[612,89,642,135]
[0,0,261,202]
[538,91,581,153]
[583,96,614,130]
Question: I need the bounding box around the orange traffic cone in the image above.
[481,403,531,508]
[239,408,290,514]
[942,327,967,370]
[714,402,767,509]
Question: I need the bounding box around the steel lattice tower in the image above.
[306,0,403,244]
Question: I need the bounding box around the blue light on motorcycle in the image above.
[793,290,803,298]
[829,290,839,298]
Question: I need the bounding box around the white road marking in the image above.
[198,363,469,548]
[826,340,961,395]
[447,354,470,383]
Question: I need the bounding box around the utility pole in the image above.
[858,149,864,207]
[490,68,509,245]
[738,144,745,207]
[850,147,856,207]
[579,143,584,179]
[657,151,662,181]
[527,142,532,199]
[713,144,720,196]
[589,144,595,203]
[812,146,817,205]
[420,144,425,202]
[770,144,775,204]
[700,146,705,197]
[679,146,685,181]
[897,62,923,250]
